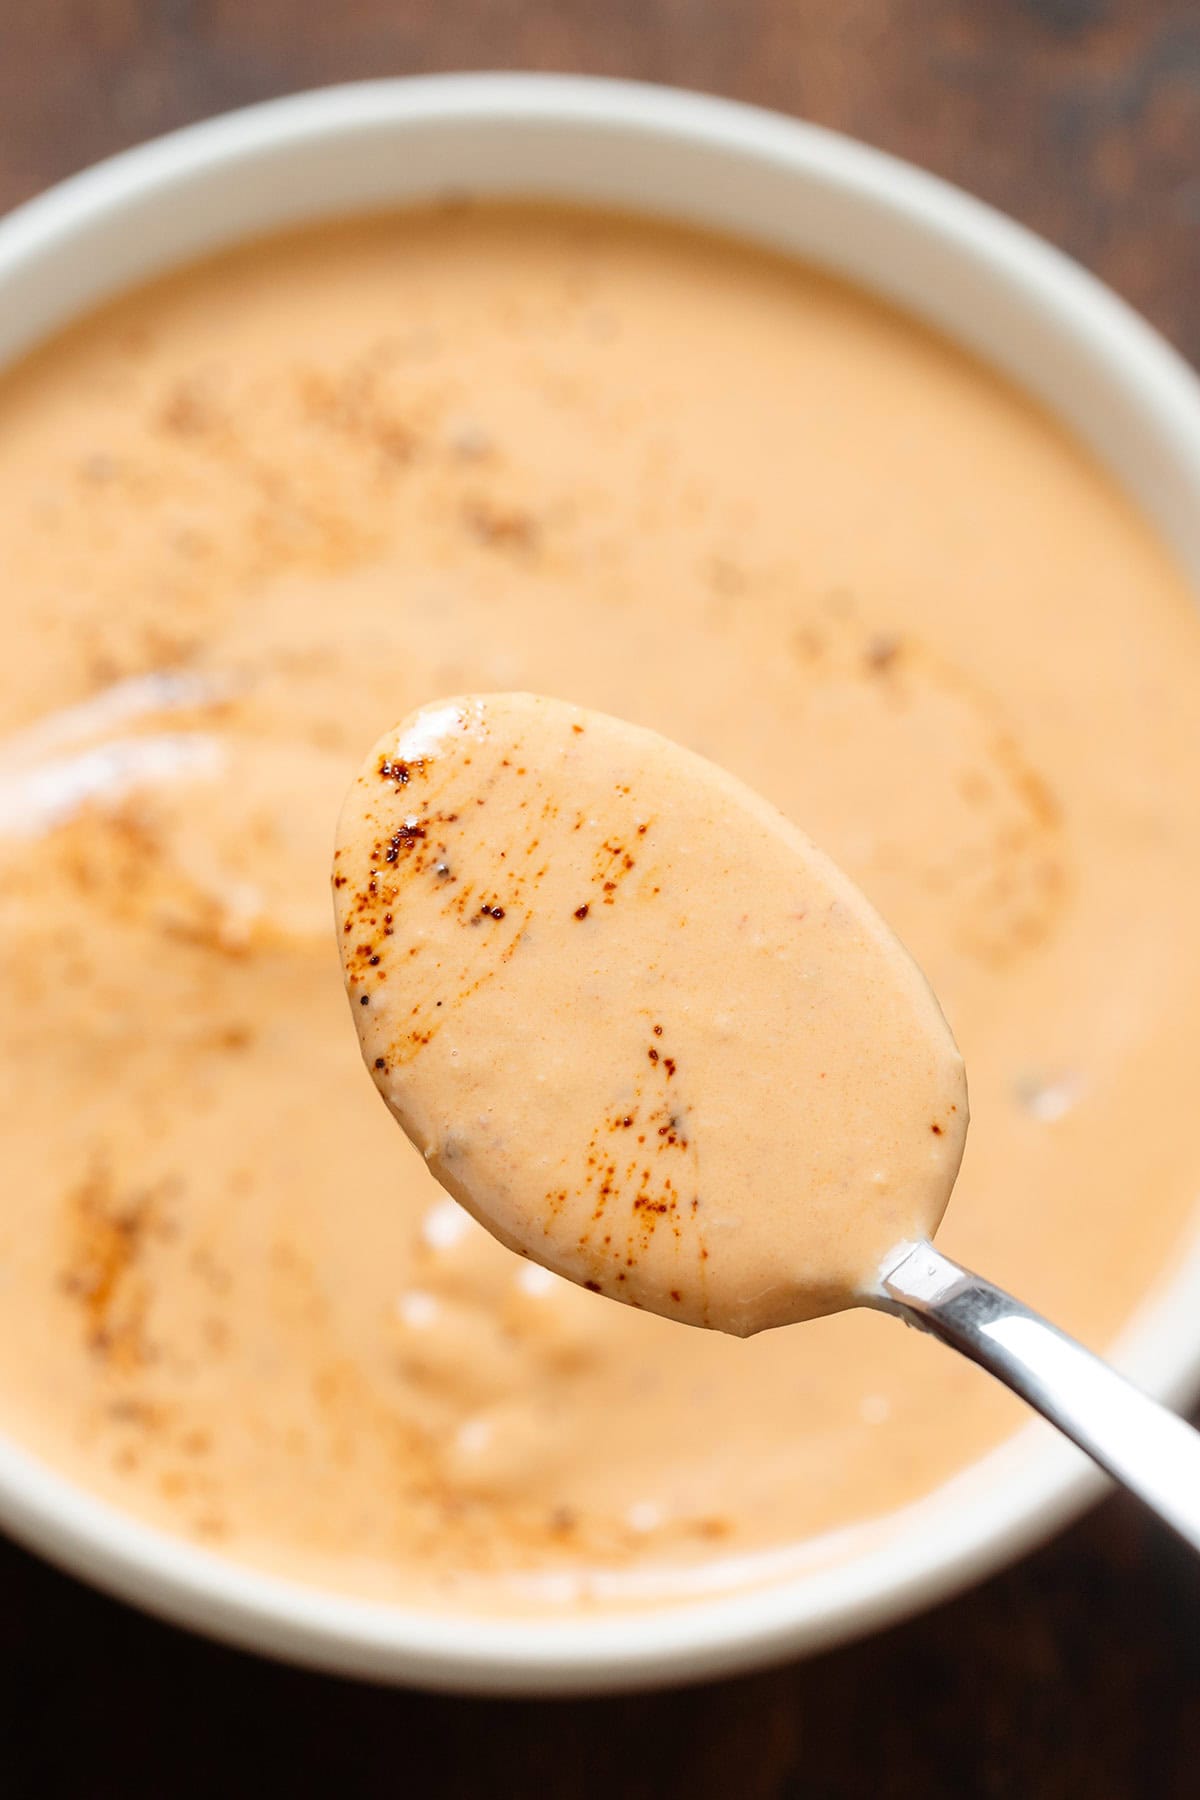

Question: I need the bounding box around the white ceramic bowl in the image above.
[2,74,1199,1695]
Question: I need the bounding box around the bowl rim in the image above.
[2,71,1199,1695]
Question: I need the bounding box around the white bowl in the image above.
[2,73,1199,1695]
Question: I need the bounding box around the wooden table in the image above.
[2,5,1198,1794]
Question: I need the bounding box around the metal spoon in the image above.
[337,691,1200,1556]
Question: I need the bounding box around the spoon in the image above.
[334,691,1200,1554]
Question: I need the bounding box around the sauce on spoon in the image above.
[334,692,968,1335]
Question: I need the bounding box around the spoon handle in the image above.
[881,1241,1200,1553]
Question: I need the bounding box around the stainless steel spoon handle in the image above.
[880,1241,1200,1554]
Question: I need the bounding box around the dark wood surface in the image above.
[2,4,1198,1795]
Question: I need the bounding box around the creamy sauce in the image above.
[335,693,968,1333]
[0,206,1199,1612]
